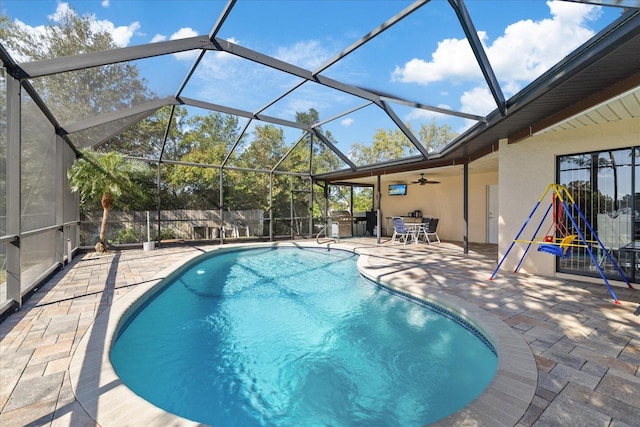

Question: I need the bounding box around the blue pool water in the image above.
[110,246,497,426]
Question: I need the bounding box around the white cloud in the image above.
[8,20,47,61]
[151,34,167,43]
[391,34,483,85]
[92,19,140,47]
[392,0,602,113]
[274,40,331,70]
[341,118,354,127]
[169,27,201,61]
[460,87,495,116]
[47,2,75,22]
[405,105,452,121]
[456,119,476,135]
[197,38,241,79]
[171,27,199,40]
[101,0,110,7]
[286,98,317,116]
[486,1,598,83]
[45,2,138,47]
[393,1,599,87]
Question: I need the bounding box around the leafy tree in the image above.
[239,123,287,170]
[333,119,457,218]
[324,124,415,216]
[291,109,349,220]
[295,108,344,174]
[350,120,458,165]
[112,163,157,212]
[0,6,155,133]
[166,112,241,209]
[353,187,374,212]
[419,120,457,153]
[294,109,319,130]
[350,127,415,165]
[102,106,186,159]
[322,185,373,215]
[68,149,150,252]
[229,124,287,211]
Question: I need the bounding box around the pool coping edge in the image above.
[68,241,537,427]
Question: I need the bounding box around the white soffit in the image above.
[539,85,640,134]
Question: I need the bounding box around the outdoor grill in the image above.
[330,210,355,239]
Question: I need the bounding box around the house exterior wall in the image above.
[379,169,498,243]
[498,116,640,277]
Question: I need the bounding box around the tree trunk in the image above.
[100,191,114,244]
[99,207,110,244]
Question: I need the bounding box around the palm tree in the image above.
[68,148,149,253]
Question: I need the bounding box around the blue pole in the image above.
[573,203,631,288]
[563,201,625,303]
[490,200,542,280]
[514,202,553,273]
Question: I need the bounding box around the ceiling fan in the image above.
[412,173,440,185]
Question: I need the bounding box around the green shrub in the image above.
[151,228,176,241]
[160,228,176,240]
[111,228,143,244]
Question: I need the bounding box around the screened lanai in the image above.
[1,0,640,316]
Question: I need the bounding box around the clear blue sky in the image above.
[0,1,624,158]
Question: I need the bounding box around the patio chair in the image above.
[391,216,417,245]
[422,217,441,245]
[416,217,431,241]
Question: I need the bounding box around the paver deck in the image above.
[1,238,638,426]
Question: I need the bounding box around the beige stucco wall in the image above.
[379,169,498,243]
[498,116,640,277]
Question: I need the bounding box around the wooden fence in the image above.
[79,209,265,246]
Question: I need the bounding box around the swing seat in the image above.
[538,235,578,258]
[538,244,570,257]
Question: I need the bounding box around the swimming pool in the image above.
[110,246,497,426]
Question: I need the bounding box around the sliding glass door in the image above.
[557,148,639,282]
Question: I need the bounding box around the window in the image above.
[557,148,640,282]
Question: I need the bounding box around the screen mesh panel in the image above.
[0,67,6,237]
[21,95,57,232]
[20,230,57,292]
[63,142,79,223]
[0,243,6,305]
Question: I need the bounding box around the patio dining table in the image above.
[403,222,427,244]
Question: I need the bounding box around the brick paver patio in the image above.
[1,239,638,426]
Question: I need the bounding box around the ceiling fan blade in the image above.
[413,173,429,185]
[411,173,440,185]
